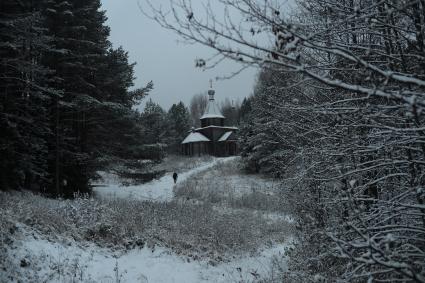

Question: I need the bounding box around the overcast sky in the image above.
[100,0,258,111]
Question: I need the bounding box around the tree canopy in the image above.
[0,0,152,197]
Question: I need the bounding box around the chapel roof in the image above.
[218,131,234,142]
[194,125,238,131]
[200,89,225,119]
[181,132,210,144]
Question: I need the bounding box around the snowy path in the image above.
[93,157,236,202]
[14,229,290,283]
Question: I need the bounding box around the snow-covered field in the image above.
[93,157,236,202]
[2,156,292,283]
[7,225,290,283]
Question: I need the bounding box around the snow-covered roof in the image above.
[181,132,210,144]
[200,89,225,119]
[195,125,238,131]
[200,113,225,119]
[218,131,234,142]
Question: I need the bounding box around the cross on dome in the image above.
[208,79,215,101]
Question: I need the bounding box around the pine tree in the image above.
[166,101,191,152]
[239,97,252,123]
[0,0,52,191]
[141,99,167,145]
[1,0,153,196]
[85,46,152,166]
[41,0,120,196]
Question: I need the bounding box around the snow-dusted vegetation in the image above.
[175,158,288,214]
[1,158,293,282]
[143,0,425,281]
[3,0,425,282]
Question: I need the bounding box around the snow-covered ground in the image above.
[93,157,236,202]
[3,157,292,283]
[9,225,290,283]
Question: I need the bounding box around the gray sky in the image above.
[100,0,258,111]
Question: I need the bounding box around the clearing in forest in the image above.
[1,157,293,282]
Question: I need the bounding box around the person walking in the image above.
[172,172,178,184]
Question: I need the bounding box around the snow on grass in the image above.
[1,190,290,261]
[93,157,236,202]
[174,158,292,215]
[1,156,293,282]
[5,225,291,283]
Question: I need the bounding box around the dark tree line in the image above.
[0,0,153,197]
[139,98,192,155]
